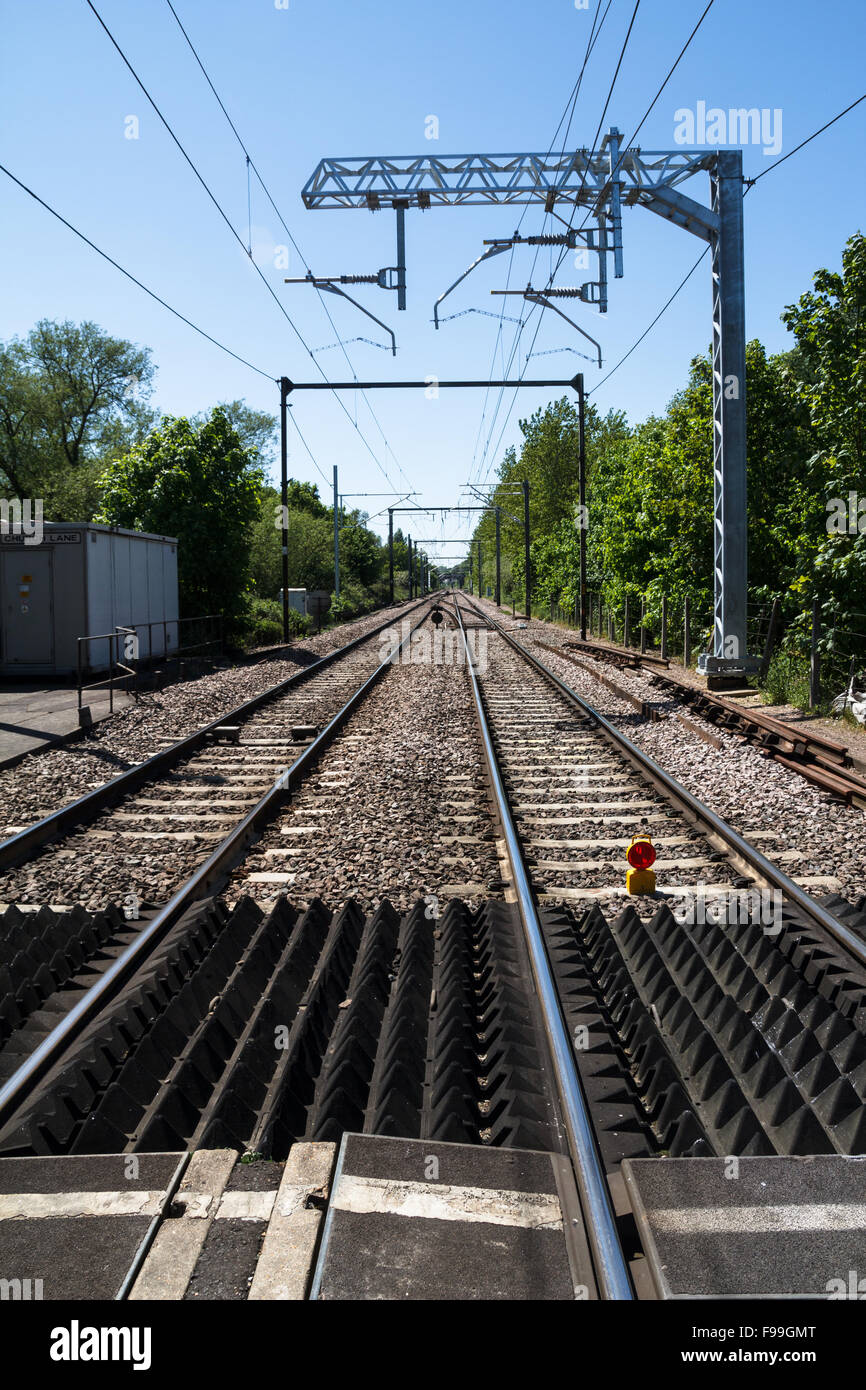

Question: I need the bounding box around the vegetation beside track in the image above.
[466,232,866,708]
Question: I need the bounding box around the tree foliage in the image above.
[0,319,156,518]
[469,232,866,674]
[96,407,262,622]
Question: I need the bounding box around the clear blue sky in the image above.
[2,0,865,565]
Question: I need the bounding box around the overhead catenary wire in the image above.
[589,247,709,395]
[470,0,641,494]
[466,0,615,495]
[85,0,404,493]
[745,91,866,188]
[555,0,716,272]
[162,0,412,491]
[287,412,330,486]
[590,91,866,396]
[0,162,274,382]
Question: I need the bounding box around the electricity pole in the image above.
[388,508,394,603]
[522,479,531,620]
[333,464,340,599]
[279,376,290,643]
[577,374,587,640]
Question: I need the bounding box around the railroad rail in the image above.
[0,597,438,1129]
[447,591,866,1287]
[1,590,865,1302]
[560,633,866,808]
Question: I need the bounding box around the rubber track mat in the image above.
[3,892,864,1165]
[540,893,866,1163]
[0,898,565,1160]
[0,904,128,1062]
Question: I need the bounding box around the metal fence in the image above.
[77,615,223,713]
[541,589,865,709]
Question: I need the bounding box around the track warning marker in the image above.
[626,830,657,894]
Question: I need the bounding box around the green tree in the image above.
[779,231,866,665]
[194,399,277,464]
[339,513,382,587]
[95,407,262,622]
[0,319,156,517]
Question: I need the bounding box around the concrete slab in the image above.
[0,683,132,766]
[248,1143,336,1301]
[623,1155,866,1298]
[0,1152,184,1300]
[310,1134,580,1301]
[129,1149,236,1301]
[186,1158,283,1301]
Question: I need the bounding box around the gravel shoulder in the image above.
[473,597,866,906]
[0,599,422,836]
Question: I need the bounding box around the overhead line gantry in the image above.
[300,128,754,678]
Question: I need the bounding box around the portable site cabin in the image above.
[279,588,307,616]
[0,523,179,676]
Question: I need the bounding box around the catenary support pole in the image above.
[333,465,340,600]
[523,479,531,620]
[279,377,290,644]
[810,600,821,708]
[495,506,501,607]
[388,509,394,604]
[684,595,691,667]
[578,374,587,641]
[706,149,749,670]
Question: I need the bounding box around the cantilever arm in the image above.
[433,241,512,329]
[285,276,396,355]
[522,292,603,369]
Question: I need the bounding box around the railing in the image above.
[538,588,865,710]
[544,592,715,666]
[76,615,223,714]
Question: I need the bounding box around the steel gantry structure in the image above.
[301,128,756,676]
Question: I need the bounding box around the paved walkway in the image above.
[0,683,132,765]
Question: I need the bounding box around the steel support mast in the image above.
[300,132,756,676]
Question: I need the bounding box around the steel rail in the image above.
[0,596,432,874]
[0,602,436,1139]
[460,595,866,970]
[452,600,634,1302]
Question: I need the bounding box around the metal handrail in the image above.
[76,615,223,711]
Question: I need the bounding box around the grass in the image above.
[760,650,813,711]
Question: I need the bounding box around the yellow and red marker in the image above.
[626,833,657,894]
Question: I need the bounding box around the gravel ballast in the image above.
[0,599,424,837]
[471,596,866,905]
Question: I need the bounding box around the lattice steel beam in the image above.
[302,141,715,210]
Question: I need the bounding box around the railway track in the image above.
[449,593,866,1288]
[559,632,866,807]
[0,598,445,1119]
[1,589,865,1301]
